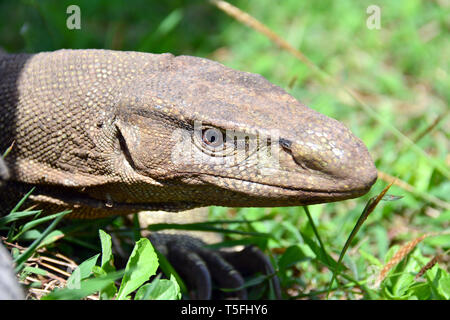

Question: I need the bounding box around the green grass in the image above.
[0,0,448,300]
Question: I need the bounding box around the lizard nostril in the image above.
[280,138,321,171]
[292,152,327,172]
[279,138,292,150]
[288,141,330,173]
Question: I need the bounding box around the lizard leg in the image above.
[219,245,282,299]
[149,233,279,299]
[165,243,212,299]
[188,245,247,299]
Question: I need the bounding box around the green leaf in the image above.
[135,274,181,300]
[92,266,117,300]
[7,188,36,215]
[99,229,115,273]
[36,230,64,249]
[392,272,415,298]
[147,222,270,238]
[12,210,71,241]
[154,249,188,295]
[409,282,431,300]
[278,245,310,270]
[13,210,69,272]
[66,254,100,290]
[22,266,48,277]
[96,230,117,299]
[116,238,159,300]
[359,248,383,267]
[0,210,42,227]
[424,234,450,247]
[437,269,450,300]
[300,231,338,269]
[42,270,124,300]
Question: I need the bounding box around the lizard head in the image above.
[115,54,377,208]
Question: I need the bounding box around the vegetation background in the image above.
[0,0,448,300]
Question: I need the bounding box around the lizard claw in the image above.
[166,243,213,299]
[219,245,281,299]
[149,234,279,299]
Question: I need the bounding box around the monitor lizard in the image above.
[0,49,377,299]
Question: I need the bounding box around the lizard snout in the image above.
[285,121,378,193]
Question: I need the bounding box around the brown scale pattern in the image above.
[1,49,377,218]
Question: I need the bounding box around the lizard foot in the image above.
[149,233,281,299]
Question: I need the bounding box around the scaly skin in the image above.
[0,49,377,218]
[0,49,377,299]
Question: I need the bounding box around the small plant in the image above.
[43,229,181,300]
[0,192,181,300]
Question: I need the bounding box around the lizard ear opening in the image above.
[114,119,138,171]
[113,117,171,178]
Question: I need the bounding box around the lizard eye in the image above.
[193,126,255,164]
[193,126,234,158]
[202,128,223,147]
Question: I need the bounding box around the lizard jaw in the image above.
[197,173,376,206]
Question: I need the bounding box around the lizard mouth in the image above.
[198,173,374,203]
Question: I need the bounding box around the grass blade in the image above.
[327,181,395,297]
[14,210,70,272]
